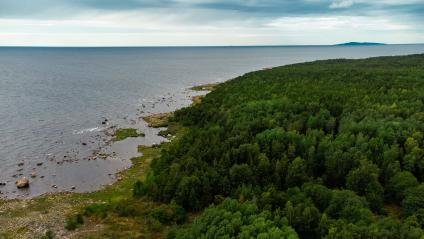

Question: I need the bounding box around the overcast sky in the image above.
[0,0,423,46]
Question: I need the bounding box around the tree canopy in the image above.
[141,54,424,238]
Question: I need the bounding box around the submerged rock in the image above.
[16,177,29,188]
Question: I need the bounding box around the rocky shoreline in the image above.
[0,82,218,238]
[0,83,216,200]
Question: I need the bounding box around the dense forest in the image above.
[137,54,424,238]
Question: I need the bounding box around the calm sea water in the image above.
[1,45,424,199]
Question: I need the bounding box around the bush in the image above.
[149,203,187,225]
[147,218,163,232]
[84,203,109,219]
[171,202,187,224]
[39,230,54,239]
[150,205,174,224]
[113,201,138,217]
[65,213,84,231]
[133,180,147,198]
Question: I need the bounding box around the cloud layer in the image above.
[0,0,422,46]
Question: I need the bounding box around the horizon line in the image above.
[1,43,424,48]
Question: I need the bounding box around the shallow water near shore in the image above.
[1,45,424,199]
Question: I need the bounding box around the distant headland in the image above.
[335,42,386,46]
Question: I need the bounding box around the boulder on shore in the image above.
[16,177,29,188]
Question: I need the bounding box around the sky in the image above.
[0,0,423,46]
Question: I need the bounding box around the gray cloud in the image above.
[0,0,422,46]
[0,0,423,18]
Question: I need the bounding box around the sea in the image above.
[1,45,424,199]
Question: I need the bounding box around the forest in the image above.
[134,54,424,238]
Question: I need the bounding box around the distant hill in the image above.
[335,42,386,46]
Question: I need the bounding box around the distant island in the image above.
[335,42,386,46]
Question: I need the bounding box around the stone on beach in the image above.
[16,177,29,188]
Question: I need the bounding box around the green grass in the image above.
[143,112,173,128]
[115,128,145,141]
[0,76,210,239]
[0,88,194,238]
[190,83,218,91]
[0,138,164,238]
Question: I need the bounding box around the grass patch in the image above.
[143,112,173,128]
[0,99,190,238]
[137,145,151,153]
[158,122,182,139]
[115,128,145,141]
[0,141,163,238]
[190,83,218,91]
[191,95,204,105]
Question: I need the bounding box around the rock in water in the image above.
[16,177,29,188]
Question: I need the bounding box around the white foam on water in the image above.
[73,127,105,135]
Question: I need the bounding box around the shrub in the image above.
[147,218,163,232]
[113,200,138,217]
[133,180,147,198]
[171,202,187,224]
[150,205,174,224]
[39,230,54,239]
[65,213,84,231]
[84,203,109,219]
